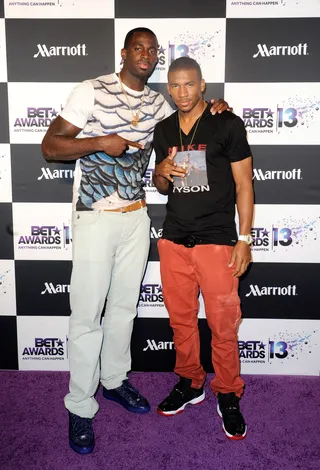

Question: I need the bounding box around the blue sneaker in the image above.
[103,380,151,413]
[68,411,95,454]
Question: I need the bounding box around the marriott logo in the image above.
[253,169,302,181]
[253,43,308,58]
[143,339,175,351]
[33,44,87,58]
[38,168,74,180]
[41,282,70,295]
[245,285,297,297]
[150,227,163,239]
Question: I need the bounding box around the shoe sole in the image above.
[157,391,205,416]
[103,392,151,414]
[69,440,95,454]
[217,404,247,441]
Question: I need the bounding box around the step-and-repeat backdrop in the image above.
[1,0,320,376]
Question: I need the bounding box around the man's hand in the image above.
[98,134,144,157]
[154,147,187,183]
[210,99,233,116]
[228,241,251,278]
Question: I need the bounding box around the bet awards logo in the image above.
[143,169,155,188]
[18,225,71,250]
[253,43,308,58]
[238,340,289,362]
[14,107,59,132]
[251,214,319,255]
[22,338,66,360]
[33,44,87,58]
[251,226,292,251]
[139,284,163,305]
[156,45,166,71]
[240,329,316,365]
[242,106,298,134]
[238,341,266,361]
[143,169,158,194]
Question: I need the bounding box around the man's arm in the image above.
[229,157,254,277]
[41,116,142,161]
[153,147,187,195]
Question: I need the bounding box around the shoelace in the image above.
[223,408,244,433]
[166,386,185,404]
[221,397,240,417]
[224,405,239,417]
[124,381,142,397]
[71,416,93,439]
[171,387,183,396]
[116,381,143,404]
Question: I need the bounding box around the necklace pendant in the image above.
[132,115,139,127]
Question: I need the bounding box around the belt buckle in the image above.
[184,235,196,248]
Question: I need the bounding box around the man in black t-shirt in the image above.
[153,57,254,441]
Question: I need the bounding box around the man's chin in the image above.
[178,105,193,113]
[134,66,155,81]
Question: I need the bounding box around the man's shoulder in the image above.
[88,73,117,87]
[210,110,241,124]
[207,110,245,135]
[145,85,164,99]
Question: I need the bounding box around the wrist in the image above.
[238,234,253,245]
[94,136,104,152]
[154,167,165,179]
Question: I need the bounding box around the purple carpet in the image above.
[1,372,319,470]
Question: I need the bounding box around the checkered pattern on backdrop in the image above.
[1,0,320,374]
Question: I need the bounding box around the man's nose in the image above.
[178,86,188,97]
[140,49,150,60]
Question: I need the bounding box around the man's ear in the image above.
[121,48,127,62]
[166,83,171,96]
[200,79,206,93]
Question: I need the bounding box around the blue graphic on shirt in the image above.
[79,143,152,208]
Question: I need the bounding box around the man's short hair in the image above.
[124,28,157,48]
[168,57,202,80]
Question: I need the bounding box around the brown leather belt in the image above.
[103,199,146,213]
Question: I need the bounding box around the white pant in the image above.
[64,207,150,418]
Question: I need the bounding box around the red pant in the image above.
[158,239,244,397]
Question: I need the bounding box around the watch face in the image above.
[239,235,253,245]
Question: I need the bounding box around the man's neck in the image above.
[119,70,146,91]
[178,100,206,125]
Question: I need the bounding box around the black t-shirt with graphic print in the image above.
[153,103,252,246]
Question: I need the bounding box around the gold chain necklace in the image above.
[178,101,206,155]
[118,75,146,127]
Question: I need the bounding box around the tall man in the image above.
[42,29,230,454]
[153,57,254,440]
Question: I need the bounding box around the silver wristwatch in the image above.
[238,234,253,245]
